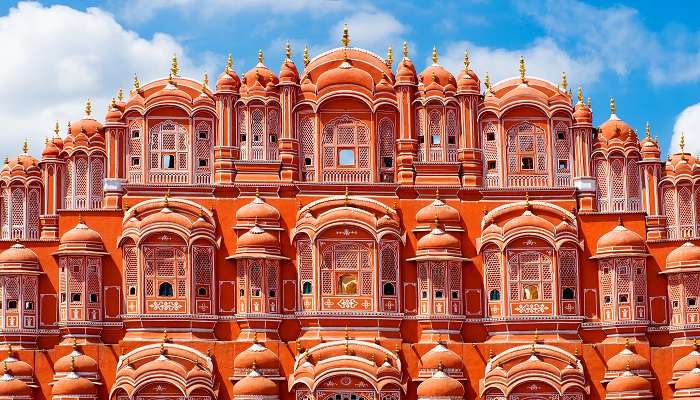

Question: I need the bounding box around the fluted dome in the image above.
[606,371,651,394]
[316,60,375,94]
[233,341,281,376]
[41,137,62,158]
[419,61,456,88]
[502,210,555,235]
[606,346,650,372]
[279,58,299,83]
[60,221,103,246]
[1,152,41,179]
[54,349,98,374]
[598,114,635,142]
[500,82,549,106]
[146,82,193,107]
[51,375,97,396]
[457,67,479,92]
[673,348,700,375]
[0,374,31,397]
[573,101,592,124]
[243,54,279,89]
[677,367,700,390]
[595,223,646,258]
[236,194,281,225]
[667,242,700,271]
[420,344,463,373]
[396,57,417,84]
[232,369,278,397]
[235,225,281,257]
[416,198,460,228]
[416,369,464,399]
[216,65,242,92]
[416,228,460,253]
[0,243,39,272]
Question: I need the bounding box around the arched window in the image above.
[302,281,312,295]
[563,287,575,299]
[383,282,395,296]
[299,116,316,181]
[489,289,501,301]
[378,117,395,182]
[338,274,358,295]
[505,122,548,187]
[320,115,371,182]
[148,120,189,184]
[159,282,174,297]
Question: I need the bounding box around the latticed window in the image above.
[482,122,500,188]
[320,115,371,182]
[594,154,642,213]
[194,121,213,184]
[417,260,461,315]
[446,109,459,162]
[379,241,399,312]
[415,108,425,162]
[507,249,553,302]
[128,122,143,183]
[0,274,38,330]
[484,248,503,316]
[661,182,700,239]
[505,122,548,187]
[298,116,316,181]
[63,154,104,210]
[319,241,373,297]
[598,257,647,322]
[148,120,189,184]
[378,117,395,182]
[554,121,572,187]
[297,239,314,310]
[0,184,41,240]
[558,247,579,315]
[238,106,280,161]
[143,245,188,312]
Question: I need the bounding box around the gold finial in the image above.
[111,97,117,108]
[344,186,349,206]
[160,341,166,356]
[402,41,408,59]
[610,96,616,114]
[534,328,539,342]
[645,122,651,139]
[463,49,470,72]
[681,132,686,154]
[44,136,48,145]
[431,46,438,64]
[518,55,526,83]
[561,72,567,91]
[253,331,259,343]
[202,72,209,91]
[2,361,7,375]
[386,46,393,68]
[285,41,292,60]
[163,329,169,343]
[344,340,349,355]
[225,53,233,73]
[133,73,141,92]
[577,87,583,103]
[574,348,579,359]
[587,96,591,108]
[484,72,492,92]
[341,24,350,47]
[72,337,79,351]
[488,348,494,359]
[303,46,310,67]
[170,53,179,76]
[694,338,698,350]
[22,139,28,154]
[252,359,257,371]
[344,325,349,340]
[624,337,630,349]
[530,343,537,355]
[54,121,60,136]
[257,49,264,64]
[6,344,12,359]
[525,192,530,209]
[618,216,623,226]
[70,355,76,372]
[118,88,124,101]
[437,360,444,372]
[85,98,92,116]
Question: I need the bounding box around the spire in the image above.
[225,53,233,73]
[680,132,686,158]
[303,46,310,67]
[117,87,124,102]
[22,139,28,154]
[610,96,616,115]
[518,55,526,83]
[386,46,393,68]
[285,41,292,60]
[484,72,492,93]
[463,49,470,72]
[577,87,583,104]
[344,186,350,206]
[111,97,117,108]
[645,122,651,139]
[170,53,179,77]
[431,46,438,64]
[561,72,567,91]
[257,49,264,64]
[202,72,209,91]
[133,73,141,93]
[587,96,591,108]
[402,41,409,59]
[6,344,12,359]
[85,98,92,117]
[70,355,76,373]
[54,121,60,137]
[341,24,350,47]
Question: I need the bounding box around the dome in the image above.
[216,55,242,92]
[457,67,479,92]
[243,51,279,89]
[136,356,187,377]
[316,60,375,94]
[598,115,635,142]
[105,100,123,122]
[667,242,700,271]
[0,374,31,397]
[193,91,215,107]
[279,57,299,83]
[375,74,394,95]
[54,349,98,374]
[595,222,646,258]
[500,83,549,105]
[416,369,464,398]
[508,355,561,377]
[233,341,281,375]
[1,151,40,179]
[51,375,97,396]
[236,225,281,256]
[677,367,700,390]
[396,56,417,84]
[502,210,555,235]
[419,49,456,89]
[420,344,463,372]
[573,101,592,125]
[41,137,61,159]
[666,152,700,177]
[416,228,460,254]
[2,355,33,378]
[146,82,193,107]
[606,346,650,372]
[236,194,281,225]
[140,206,193,228]
[60,220,103,246]
[186,364,211,381]
[416,198,460,227]
[606,371,651,394]
[673,348,700,374]
[232,369,278,397]
[0,243,39,272]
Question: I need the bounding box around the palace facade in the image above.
[0,27,697,400]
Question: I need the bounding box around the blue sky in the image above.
[1,0,699,159]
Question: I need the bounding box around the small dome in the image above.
[508,355,561,377]
[51,375,97,396]
[416,228,460,254]
[673,348,700,374]
[0,374,31,397]
[396,57,417,84]
[232,369,278,397]
[419,60,456,88]
[598,115,635,142]
[420,344,463,373]
[140,206,192,228]
[216,60,242,92]
[1,152,40,179]
[666,152,700,177]
[595,223,646,258]
[667,242,700,271]
[2,355,33,378]
[416,369,464,398]
[233,342,281,376]
[41,138,61,159]
[105,102,123,122]
[236,225,281,254]
[416,198,460,227]
[54,348,98,374]
[606,371,651,394]
[243,54,279,89]
[316,60,375,94]
[186,364,211,381]
[0,243,39,271]
[606,346,650,372]
[279,58,299,83]
[573,102,592,125]
[502,210,555,235]
[375,74,394,94]
[457,67,479,92]
[136,356,187,377]
[60,221,103,245]
[126,90,145,109]
[677,367,700,390]
[193,91,215,107]
[236,194,281,225]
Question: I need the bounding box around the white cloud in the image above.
[670,103,700,154]
[0,1,214,159]
[328,11,407,55]
[439,38,602,88]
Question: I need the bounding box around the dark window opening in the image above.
[383,157,393,168]
[557,131,565,140]
[162,154,175,169]
[421,291,428,299]
[637,295,644,304]
[240,134,246,143]
[239,288,245,297]
[129,286,136,296]
[383,282,395,296]
[197,287,208,297]
[158,282,174,297]
[562,287,575,299]
[489,289,500,301]
[689,297,697,307]
[131,130,140,138]
[448,136,456,145]
[61,293,66,303]
[558,160,568,170]
[604,295,611,304]
[198,158,208,167]
[419,135,425,144]
[619,294,629,303]
[198,131,208,139]
[71,293,82,302]
[521,157,534,170]
[269,135,277,143]
[302,282,312,294]
[435,290,444,299]
[132,157,140,166]
[89,293,98,303]
[7,300,17,310]
[304,157,312,166]
[269,290,276,298]
[486,131,495,141]
[252,289,261,297]
[24,301,33,310]
[451,290,459,299]
[431,134,441,145]
[487,161,497,171]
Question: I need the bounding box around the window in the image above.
[383,282,395,296]
[6,300,17,310]
[558,160,568,170]
[689,297,698,307]
[89,294,98,303]
[197,287,207,297]
[557,131,565,140]
[451,290,459,299]
[489,289,500,301]
[488,161,497,171]
[198,158,208,167]
[673,300,680,308]
[131,130,140,138]
[486,131,495,141]
[448,136,456,145]
[159,282,174,297]
[129,286,136,296]
[604,295,612,304]
[619,294,629,303]
[431,134,441,145]
[252,288,261,297]
[71,293,82,302]
[422,291,428,299]
[269,290,276,298]
[383,157,393,168]
[521,157,534,170]
[302,281,312,294]
[338,149,355,166]
[24,301,33,310]
[435,290,444,299]
[198,131,208,139]
[338,274,357,295]
[240,134,246,143]
[637,295,644,304]
[239,288,245,297]
[563,287,575,299]
[305,157,312,166]
[419,135,425,144]
[162,155,175,169]
[269,135,277,143]
[523,285,539,300]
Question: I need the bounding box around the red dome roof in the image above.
[1,152,40,180]
[606,371,651,394]
[54,349,98,374]
[666,242,700,271]
[0,375,31,397]
[573,102,592,125]
[595,223,646,258]
[60,221,104,246]
[41,137,62,159]
[0,243,39,272]
[232,370,278,397]
[502,210,555,235]
[233,342,281,376]
[316,60,375,94]
[243,52,279,90]
[606,346,650,372]
[146,82,193,107]
[416,198,460,227]
[416,369,464,398]
[51,375,97,396]
[677,367,700,390]
[236,194,281,226]
[420,344,463,373]
[2,355,33,378]
[396,57,417,84]
[598,115,635,142]
[235,225,281,257]
[673,348,700,374]
[279,58,299,84]
[419,50,456,90]
[457,67,479,92]
[416,228,460,254]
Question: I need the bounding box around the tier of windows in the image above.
[0,185,40,240]
[0,275,37,330]
[598,257,647,323]
[594,154,642,213]
[58,255,102,322]
[661,182,700,240]
[64,154,104,209]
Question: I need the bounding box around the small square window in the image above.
[252,289,261,297]
[71,293,82,303]
[7,300,17,310]
[451,290,459,299]
[431,134,441,145]
[129,286,136,296]
[637,295,644,304]
[619,294,628,303]
[689,297,697,307]
[198,158,208,167]
[132,157,140,166]
[162,154,175,169]
[239,289,245,297]
[198,131,208,139]
[673,300,680,308]
[558,160,568,170]
[61,293,66,303]
[305,157,312,166]
[435,290,444,299]
[88,265,97,273]
[24,301,33,310]
[603,267,609,274]
[521,157,534,169]
[421,291,428,299]
[383,157,393,168]
[419,135,425,144]
[240,134,246,143]
[487,160,497,171]
[197,287,207,297]
[338,149,355,166]
[486,131,495,141]
[269,290,276,298]
[253,135,261,142]
[604,295,611,304]
[447,136,456,145]
[269,135,277,143]
[89,293,98,303]
[131,130,140,138]
[557,131,566,140]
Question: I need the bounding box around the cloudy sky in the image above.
[1,0,699,159]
